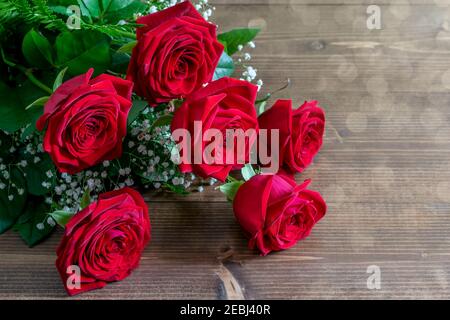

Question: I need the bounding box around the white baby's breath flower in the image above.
[47,217,56,227]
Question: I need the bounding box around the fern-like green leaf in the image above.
[0,0,67,32]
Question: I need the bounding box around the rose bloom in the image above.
[36,69,132,174]
[127,1,223,106]
[258,99,325,173]
[233,173,326,255]
[171,77,259,181]
[56,188,151,296]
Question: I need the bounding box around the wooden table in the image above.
[1,0,450,299]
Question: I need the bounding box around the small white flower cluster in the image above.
[0,130,45,202]
[145,0,214,18]
[126,106,193,191]
[140,0,178,17]
[237,41,263,91]
[194,0,215,21]
[144,0,215,20]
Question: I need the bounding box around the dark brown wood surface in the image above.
[2,0,450,299]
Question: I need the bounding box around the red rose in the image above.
[233,173,326,255]
[56,187,151,296]
[258,100,325,173]
[127,1,223,106]
[36,69,133,174]
[171,77,259,181]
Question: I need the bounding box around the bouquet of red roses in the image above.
[0,0,326,295]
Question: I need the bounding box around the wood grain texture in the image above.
[2,1,450,299]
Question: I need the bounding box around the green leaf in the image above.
[80,188,91,209]
[213,51,235,81]
[23,154,55,196]
[53,67,68,91]
[164,183,189,195]
[0,85,28,132]
[0,131,13,159]
[0,167,27,234]
[0,80,46,132]
[25,96,49,110]
[48,210,74,228]
[218,28,260,55]
[117,40,137,54]
[78,0,101,19]
[22,28,54,68]
[55,30,111,76]
[219,180,244,202]
[256,100,267,116]
[150,114,174,132]
[110,51,130,74]
[13,201,54,247]
[127,100,147,126]
[21,102,45,140]
[102,0,147,23]
[241,164,256,181]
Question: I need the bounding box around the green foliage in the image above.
[128,100,147,126]
[55,30,111,76]
[219,180,244,202]
[101,0,147,24]
[0,0,139,41]
[0,80,48,133]
[79,188,90,209]
[241,164,256,181]
[22,28,54,68]
[48,209,74,227]
[256,100,267,116]
[0,167,27,234]
[218,28,260,56]
[213,52,235,80]
[117,40,137,54]
[0,0,67,31]
[150,114,174,132]
[25,96,49,111]
[110,51,130,74]
[23,154,55,196]
[13,200,55,247]
[52,66,68,91]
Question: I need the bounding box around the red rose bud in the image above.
[36,69,133,174]
[258,99,325,174]
[127,1,224,106]
[56,188,151,296]
[171,77,259,181]
[233,173,326,256]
